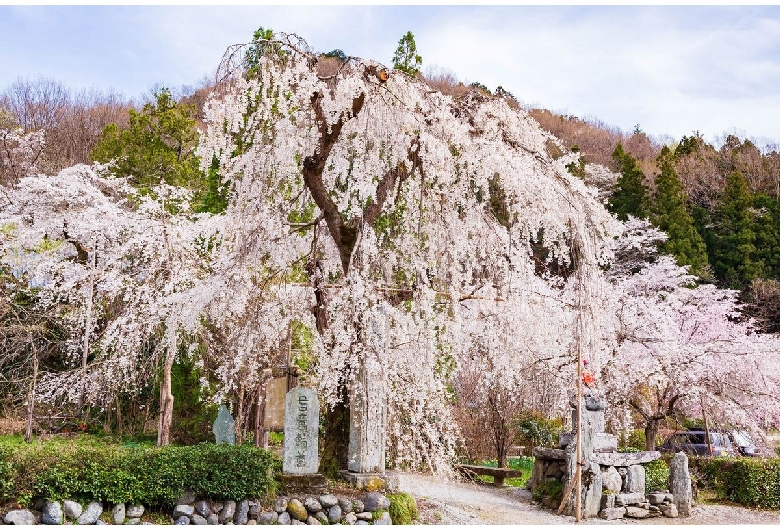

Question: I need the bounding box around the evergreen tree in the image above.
[608,142,650,221]
[651,147,710,277]
[392,31,422,75]
[92,88,203,193]
[753,193,780,279]
[706,172,759,289]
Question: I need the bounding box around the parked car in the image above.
[658,429,735,457]
[729,430,762,457]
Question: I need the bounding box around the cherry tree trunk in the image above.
[645,419,660,451]
[157,354,174,447]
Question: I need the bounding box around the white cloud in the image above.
[1,5,778,143]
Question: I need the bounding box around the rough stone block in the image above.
[219,500,236,523]
[42,500,63,525]
[77,501,103,525]
[287,499,308,521]
[3,509,36,525]
[670,452,692,517]
[598,507,626,520]
[615,492,645,506]
[112,503,126,525]
[319,494,338,508]
[63,500,83,520]
[624,465,646,494]
[126,504,145,518]
[173,505,195,518]
[601,493,615,510]
[625,506,649,518]
[235,499,250,525]
[602,466,622,493]
[647,493,666,505]
[662,504,679,518]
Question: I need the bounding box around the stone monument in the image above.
[340,307,397,491]
[528,389,688,521]
[281,387,327,493]
[212,404,236,445]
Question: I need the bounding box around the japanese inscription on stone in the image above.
[283,387,319,474]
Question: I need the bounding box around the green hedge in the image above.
[689,456,780,509]
[0,439,280,508]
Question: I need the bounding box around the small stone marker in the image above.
[283,387,319,474]
[213,404,236,445]
[264,377,288,430]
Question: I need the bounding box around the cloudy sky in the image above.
[1,5,779,146]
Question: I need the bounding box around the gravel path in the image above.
[398,472,780,525]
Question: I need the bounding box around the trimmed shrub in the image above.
[689,456,780,509]
[387,492,418,525]
[0,437,280,508]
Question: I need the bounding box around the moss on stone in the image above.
[387,493,418,525]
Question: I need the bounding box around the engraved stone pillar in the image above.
[283,387,319,474]
[348,307,388,473]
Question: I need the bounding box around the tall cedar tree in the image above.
[608,142,649,221]
[651,147,710,277]
[706,172,759,289]
[753,193,780,279]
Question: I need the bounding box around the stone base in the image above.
[339,471,399,492]
[280,473,328,494]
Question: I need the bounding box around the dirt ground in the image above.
[398,472,780,525]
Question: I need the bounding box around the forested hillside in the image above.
[1,29,779,467]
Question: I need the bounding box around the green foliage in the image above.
[689,456,780,509]
[608,142,650,221]
[704,172,759,289]
[0,437,280,508]
[532,479,563,503]
[91,89,204,195]
[387,492,418,525]
[291,320,316,374]
[477,456,535,486]
[392,31,422,75]
[619,429,655,452]
[170,358,218,445]
[245,27,285,77]
[514,414,563,449]
[565,157,587,179]
[651,147,710,277]
[643,459,669,493]
[752,194,780,279]
[323,49,347,63]
[0,446,15,503]
[674,134,703,158]
[195,155,230,214]
[487,173,511,228]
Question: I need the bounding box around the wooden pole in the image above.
[575,327,582,522]
[701,396,713,457]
